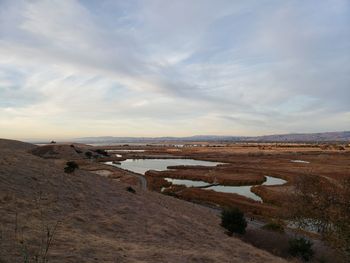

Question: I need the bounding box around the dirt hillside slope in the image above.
[0,140,286,262]
[31,144,84,159]
[0,138,35,151]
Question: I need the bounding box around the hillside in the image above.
[0,139,285,262]
[31,144,86,159]
[0,138,36,151]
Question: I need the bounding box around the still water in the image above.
[164,176,286,202]
[110,158,286,202]
[114,158,222,175]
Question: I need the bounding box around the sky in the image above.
[0,0,349,140]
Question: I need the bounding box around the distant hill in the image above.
[75,135,240,144]
[247,131,350,142]
[75,131,350,144]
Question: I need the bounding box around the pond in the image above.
[164,178,209,187]
[112,158,222,175]
[164,176,287,202]
[106,158,287,202]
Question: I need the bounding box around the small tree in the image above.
[64,161,79,173]
[221,207,247,235]
[288,237,314,261]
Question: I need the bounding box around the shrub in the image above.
[288,237,314,261]
[85,152,93,159]
[221,207,247,235]
[64,161,79,173]
[126,186,136,194]
[95,149,108,156]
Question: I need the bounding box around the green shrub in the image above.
[64,161,79,173]
[221,207,247,235]
[288,237,314,261]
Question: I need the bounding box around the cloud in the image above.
[0,0,349,140]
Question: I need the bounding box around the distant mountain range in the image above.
[75,131,350,144]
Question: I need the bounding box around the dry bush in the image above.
[176,188,278,217]
[145,176,171,191]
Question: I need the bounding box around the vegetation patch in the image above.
[221,207,247,235]
[64,161,79,173]
[288,175,350,260]
[288,237,314,261]
[85,151,93,159]
[126,186,136,194]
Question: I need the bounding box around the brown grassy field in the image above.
[0,139,287,262]
[147,166,266,186]
[130,143,350,218]
[7,141,347,261]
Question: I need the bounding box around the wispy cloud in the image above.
[0,0,349,140]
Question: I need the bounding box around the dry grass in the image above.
[146,166,266,186]
[174,188,278,218]
[0,140,286,263]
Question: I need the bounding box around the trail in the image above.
[104,162,148,190]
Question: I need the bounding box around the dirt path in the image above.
[133,172,147,189]
[103,162,148,189]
